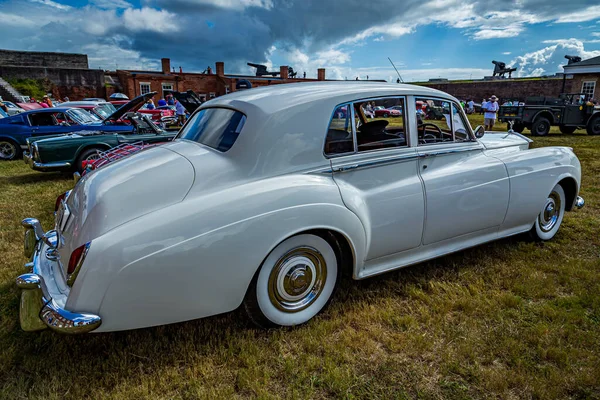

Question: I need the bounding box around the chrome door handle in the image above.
[332,164,359,172]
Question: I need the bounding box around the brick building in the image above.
[109,59,333,101]
[562,55,600,100]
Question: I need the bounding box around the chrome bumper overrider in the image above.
[16,218,101,334]
[575,196,585,209]
[23,152,71,172]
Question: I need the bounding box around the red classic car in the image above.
[138,103,176,122]
[374,107,402,117]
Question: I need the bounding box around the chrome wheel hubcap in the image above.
[86,153,100,161]
[539,192,561,232]
[268,246,327,312]
[0,141,16,160]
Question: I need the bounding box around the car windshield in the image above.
[177,107,246,152]
[67,108,100,124]
[93,104,117,119]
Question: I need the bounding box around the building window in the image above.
[140,82,151,95]
[225,87,230,94]
[209,92,216,99]
[582,81,596,100]
[162,83,173,97]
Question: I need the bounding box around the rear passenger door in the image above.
[415,97,510,245]
[328,97,425,261]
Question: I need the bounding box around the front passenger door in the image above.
[416,99,510,245]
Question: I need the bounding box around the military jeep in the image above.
[498,93,600,136]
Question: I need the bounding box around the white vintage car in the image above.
[16,82,584,334]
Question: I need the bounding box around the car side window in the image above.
[324,104,354,156]
[451,103,474,142]
[415,98,454,145]
[354,97,407,152]
[29,113,57,127]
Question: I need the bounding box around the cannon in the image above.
[288,67,298,78]
[247,62,280,77]
[565,55,582,65]
[492,60,517,78]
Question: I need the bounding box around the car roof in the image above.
[204,82,455,115]
[21,107,75,115]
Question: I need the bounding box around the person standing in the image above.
[467,99,474,114]
[175,99,186,126]
[484,95,499,131]
[480,98,486,115]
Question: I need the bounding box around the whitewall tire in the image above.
[244,234,339,328]
[530,184,565,241]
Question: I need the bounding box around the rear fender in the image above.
[67,175,367,332]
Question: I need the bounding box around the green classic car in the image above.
[24,96,177,173]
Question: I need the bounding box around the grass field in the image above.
[0,118,598,399]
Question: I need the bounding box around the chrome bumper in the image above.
[575,196,585,209]
[23,152,71,172]
[16,218,101,334]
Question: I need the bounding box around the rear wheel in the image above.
[243,234,340,328]
[509,122,525,133]
[76,148,103,172]
[587,115,600,135]
[0,139,21,161]
[559,125,577,134]
[529,184,565,241]
[382,113,389,118]
[531,117,551,136]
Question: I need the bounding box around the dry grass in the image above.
[0,118,599,399]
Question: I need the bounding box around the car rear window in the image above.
[177,107,246,152]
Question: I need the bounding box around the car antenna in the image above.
[388,57,404,83]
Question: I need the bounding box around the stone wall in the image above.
[0,49,88,69]
[0,66,105,100]
[414,77,570,102]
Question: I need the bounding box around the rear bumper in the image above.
[16,218,101,334]
[23,152,71,172]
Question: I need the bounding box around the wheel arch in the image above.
[75,142,113,159]
[532,110,555,124]
[557,176,578,211]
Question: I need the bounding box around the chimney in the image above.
[317,68,326,81]
[216,61,225,77]
[280,65,289,80]
[161,58,171,74]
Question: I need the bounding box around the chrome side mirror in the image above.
[474,125,485,138]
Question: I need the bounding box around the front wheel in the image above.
[76,148,103,172]
[0,139,21,161]
[529,184,565,241]
[244,234,339,328]
[531,117,551,136]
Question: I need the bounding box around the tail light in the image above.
[54,190,71,212]
[67,242,91,286]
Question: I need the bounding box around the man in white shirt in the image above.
[467,99,475,114]
[484,95,499,131]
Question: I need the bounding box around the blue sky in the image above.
[1,0,599,81]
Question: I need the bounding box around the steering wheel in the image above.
[420,123,443,142]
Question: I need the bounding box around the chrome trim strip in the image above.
[417,146,482,157]
[332,152,419,172]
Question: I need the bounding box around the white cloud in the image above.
[122,8,180,33]
[29,0,71,10]
[555,5,600,23]
[510,38,600,77]
[171,0,273,9]
[0,12,37,27]
[91,0,131,9]
[84,43,159,70]
[502,52,511,55]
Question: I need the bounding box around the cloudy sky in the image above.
[1,0,600,81]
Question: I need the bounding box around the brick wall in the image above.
[569,73,599,98]
[0,66,105,100]
[415,77,569,102]
[0,49,88,69]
